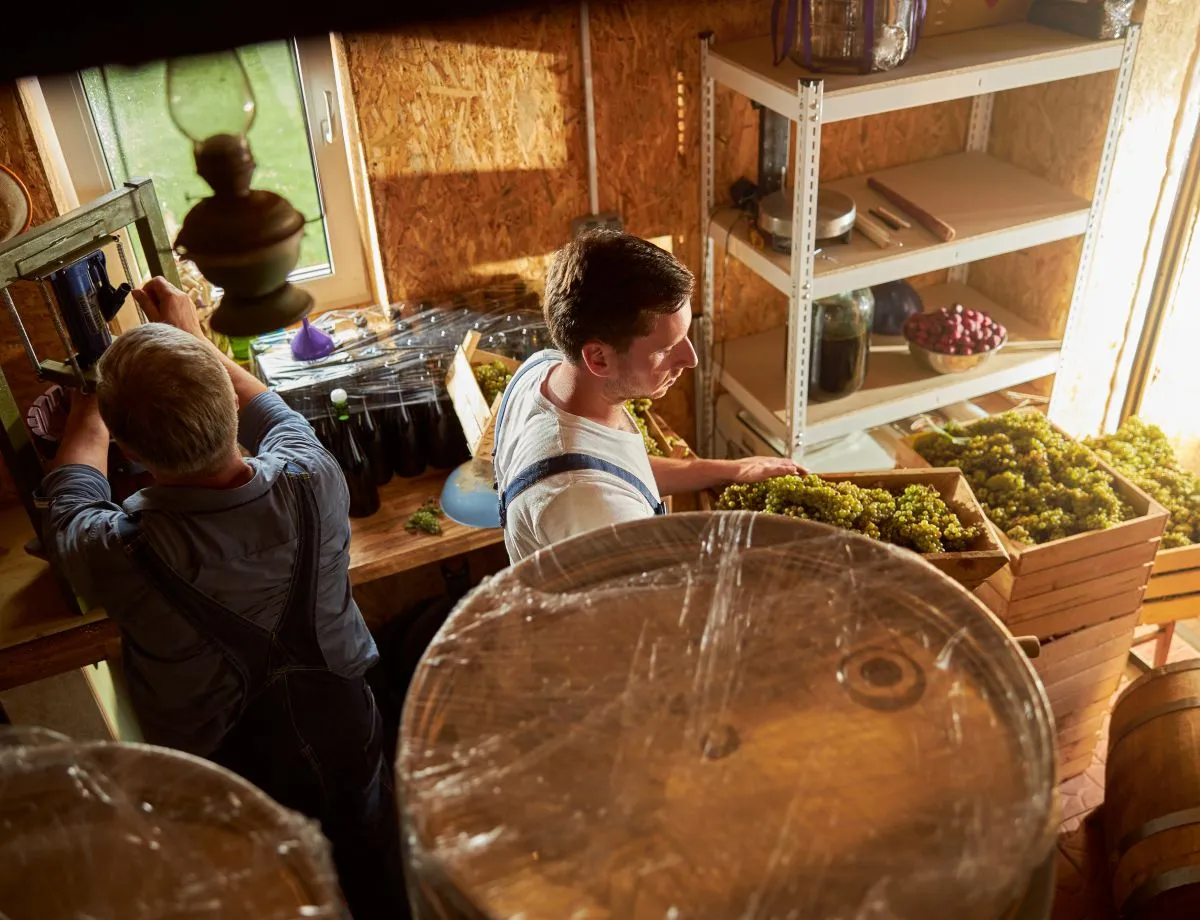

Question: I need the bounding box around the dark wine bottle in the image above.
[330,388,381,518]
[427,394,470,469]
[383,399,427,478]
[356,396,393,487]
[311,408,337,454]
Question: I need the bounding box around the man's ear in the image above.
[579,340,616,378]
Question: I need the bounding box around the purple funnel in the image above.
[290,317,335,361]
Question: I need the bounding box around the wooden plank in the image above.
[990,538,1159,601]
[1151,542,1200,575]
[1060,751,1097,780]
[1056,712,1106,750]
[1034,610,1140,668]
[1050,666,1129,724]
[992,587,1145,639]
[0,618,121,693]
[1145,566,1200,600]
[991,563,1153,623]
[1054,698,1113,745]
[1141,593,1200,627]
[1034,622,1138,687]
[1042,653,1127,712]
[445,330,520,463]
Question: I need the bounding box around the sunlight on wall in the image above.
[390,44,568,175]
[1138,222,1200,473]
[468,234,676,294]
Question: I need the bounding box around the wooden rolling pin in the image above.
[867,177,956,242]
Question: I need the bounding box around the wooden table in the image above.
[0,506,119,692]
[349,469,502,586]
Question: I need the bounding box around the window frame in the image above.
[37,34,374,313]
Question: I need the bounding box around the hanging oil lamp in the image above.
[167,50,313,336]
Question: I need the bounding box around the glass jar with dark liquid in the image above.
[810,288,874,402]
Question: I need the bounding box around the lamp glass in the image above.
[166,51,257,145]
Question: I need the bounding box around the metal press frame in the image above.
[0,178,179,548]
[694,27,1142,462]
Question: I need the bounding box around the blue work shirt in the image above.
[42,390,379,757]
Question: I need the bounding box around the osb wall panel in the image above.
[970,71,1116,335]
[343,7,588,304]
[0,83,63,508]
[346,2,972,440]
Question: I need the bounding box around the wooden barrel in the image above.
[400,512,1057,920]
[0,733,340,918]
[1106,659,1200,918]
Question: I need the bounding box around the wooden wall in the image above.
[0,83,64,507]
[343,0,975,440]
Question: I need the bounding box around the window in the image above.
[39,36,372,312]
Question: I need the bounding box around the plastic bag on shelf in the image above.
[398,512,1058,920]
[0,726,341,919]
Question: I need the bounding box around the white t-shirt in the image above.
[493,350,661,563]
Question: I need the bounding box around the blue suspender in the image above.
[493,352,666,527]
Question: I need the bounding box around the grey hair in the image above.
[97,323,238,478]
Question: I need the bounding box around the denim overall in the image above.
[494,351,667,527]
[117,462,408,920]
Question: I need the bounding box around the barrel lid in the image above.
[401,513,1057,919]
[0,728,340,918]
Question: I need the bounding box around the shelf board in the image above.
[708,22,1124,124]
[711,152,1090,299]
[713,283,1061,447]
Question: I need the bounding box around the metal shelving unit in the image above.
[694,21,1141,460]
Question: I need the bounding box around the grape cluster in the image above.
[717,474,980,554]
[1085,418,1200,548]
[627,398,666,457]
[913,411,1135,545]
[405,499,444,536]
[473,361,514,406]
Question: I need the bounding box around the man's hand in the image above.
[727,456,806,484]
[55,391,111,474]
[649,454,806,496]
[132,277,204,340]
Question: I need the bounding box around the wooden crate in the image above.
[445,330,520,463]
[702,468,1009,591]
[895,413,1168,777]
[1143,543,1200,627]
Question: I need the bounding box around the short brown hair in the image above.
[543,230,694,360]
[97,324,238,478]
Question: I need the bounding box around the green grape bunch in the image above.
[473,361,514,406]
[716,474,980,554]
[912,411,1136,546]
[405,500,445,536]
[1085,417,1200,549]
[626,398,667,457]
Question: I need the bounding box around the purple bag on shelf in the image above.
[772,0,927,74]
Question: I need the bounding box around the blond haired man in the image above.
[43,278,407,920]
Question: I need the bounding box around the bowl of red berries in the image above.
[903,304,1008,375]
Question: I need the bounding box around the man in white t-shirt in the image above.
[493,230,801,563]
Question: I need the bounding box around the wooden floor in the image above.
[1051,621,1200,919]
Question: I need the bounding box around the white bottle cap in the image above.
[330,387,348,405]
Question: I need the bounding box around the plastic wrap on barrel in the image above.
[0,727,341,919]
[400,512,1060,920]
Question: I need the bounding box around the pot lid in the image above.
[401,513,1056,919]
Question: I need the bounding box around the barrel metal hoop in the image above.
[1118,658,1200,702]
[1122,865,1200,917]
[1109,696,1200,753]
[1114,806,1200,859]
